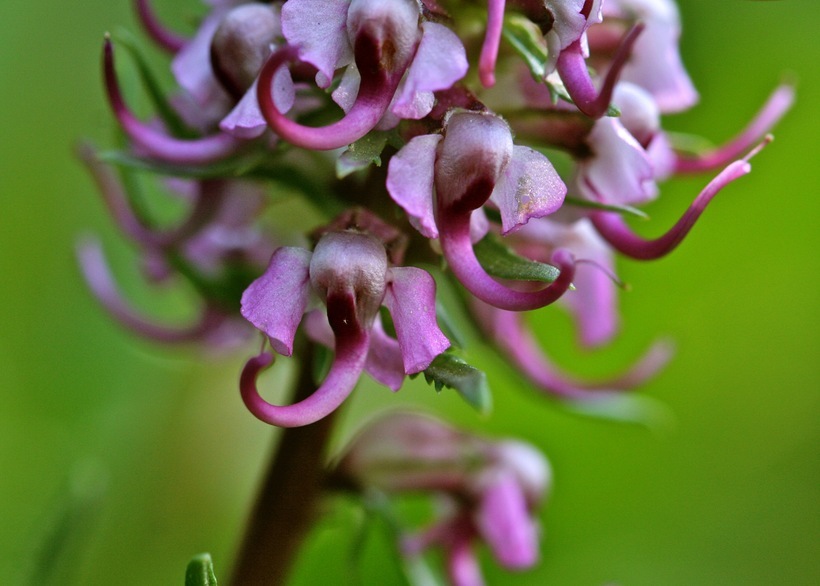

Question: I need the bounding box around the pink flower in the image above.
[240,226,450,427]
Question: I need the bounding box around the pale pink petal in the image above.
[240,247,312,355]
[220,68,294,138]
[171,11,231,108]
[577,117,657,205]
[281,0,353,88]
[561,220,619,347]
[474,471,539,569]
[607,0,699,113]
[331,64,361,113]
[391,22,468,118]
[383,267,450,374]
[365,319,406,391]
[386,134,442,238]
[491,146,567,235]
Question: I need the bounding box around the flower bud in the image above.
[211,3,280,99]
[436,111,513,212]
[309,231,389,329]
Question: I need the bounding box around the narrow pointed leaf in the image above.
[185,553,218,586]
[563,196,649,219]
[336,131,389,179]
[419,353,492,414]
[561,394,674,431]
[474,233,561,284]
[502,15,548,79]
[112,28,197,139]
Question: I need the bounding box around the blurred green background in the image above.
[1,1,817,584]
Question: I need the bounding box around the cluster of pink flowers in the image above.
[81,1,791,583]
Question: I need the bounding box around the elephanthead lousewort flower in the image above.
[388,109,576,311]
[256,0,468,150]
[240,227,450,427]
[334,412,551,586]
[82,1,795,581]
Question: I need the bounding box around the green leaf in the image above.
[502,15,548,79]
[563,196,649,219]
[185,553,218,586]
[561,393,675,432]
[98,149,345,216]
[336,131,389,179]
[434,300,467,349]
[98,149,263,179]
[665,131,717,156]
[473,233,561,283]
[419,353,492,414]
[112,28,197,139]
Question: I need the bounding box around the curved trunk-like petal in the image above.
[386,133,442,238]
[79,147,231,251]
[474,471,539,569]
[256,46,400,150]
[104,39,246,164]
[555,23,644,118]
[479,0,506,87]
[240,341,366,428]
[491,145,567,235]
[383,267,450,373]
[134,0,187,53]
[591,159,752,260]
[77,239,224,343]
[306,310,406,391]
[674,84,794,174]
[240,247,313,356]
[438,210,575,311]
[473,298,672,399]
[240,293,370,427]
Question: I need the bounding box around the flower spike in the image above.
[591,155,756,260]
[556,22,645,118]
[674,83,795,174]
[103,36,245,164]
[134,0,187,54]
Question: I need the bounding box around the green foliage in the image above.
[185,553,218,586]
[418,352,492,414]
[474,233,561,283]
